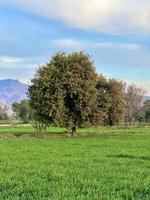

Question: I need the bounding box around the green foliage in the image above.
[107,79,125,126]
[90,75,111,126]
[0,131,149,199]
[62,52,98,128]
[137,100,150,122]
[29,52,98,134]
[90,77,125,126]
[12,100,31,123]
[144,100,150,122]
[29,52,126,132]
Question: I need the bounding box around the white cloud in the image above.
[52,38,141,51]
[50,38,150,68]
[0,56,27,68]
[0,56,25,64]
[92,41,150,68]
[2,0,150,35]
[95,42,141,50]
[0,55,36,68]
[53,39,82,49]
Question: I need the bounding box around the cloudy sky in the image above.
[0,0,150,94]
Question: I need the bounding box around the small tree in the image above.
[31,110,48,136]
[0,101,9,121]
[12,100,31,123]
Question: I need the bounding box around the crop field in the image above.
[0,124,66,136]
[0,127,150,199]
[0,124,150,136]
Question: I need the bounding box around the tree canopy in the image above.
[29,52,126,135]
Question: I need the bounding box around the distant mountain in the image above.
[143,96,150,101]
[141,96,150,105]
[0,79,28,104]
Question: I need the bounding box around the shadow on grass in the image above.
[107,154,150,161]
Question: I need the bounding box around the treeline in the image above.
[1,52,149,134]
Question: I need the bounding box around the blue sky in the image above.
[0,0,150,94]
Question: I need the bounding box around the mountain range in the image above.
[0,79,28,104]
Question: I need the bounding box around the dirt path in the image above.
[0,133,72,139]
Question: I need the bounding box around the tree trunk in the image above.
[71,127,76,137]
[124,117,128,128]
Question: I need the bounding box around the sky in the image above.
[0,0,150,94]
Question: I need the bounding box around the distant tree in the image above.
[0,101,9,121]
[144,100,150,122]
[137,100,150,123]
[12,99,31,123]
[29,52,98,136]
[107,79,125,126]
[125,84,146,126]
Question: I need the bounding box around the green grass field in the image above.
[0,124,150,136]
[0,124,66,136]
[0,127,150,199]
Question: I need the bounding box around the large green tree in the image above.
[29,52,98,135]
[29,52,126,135]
